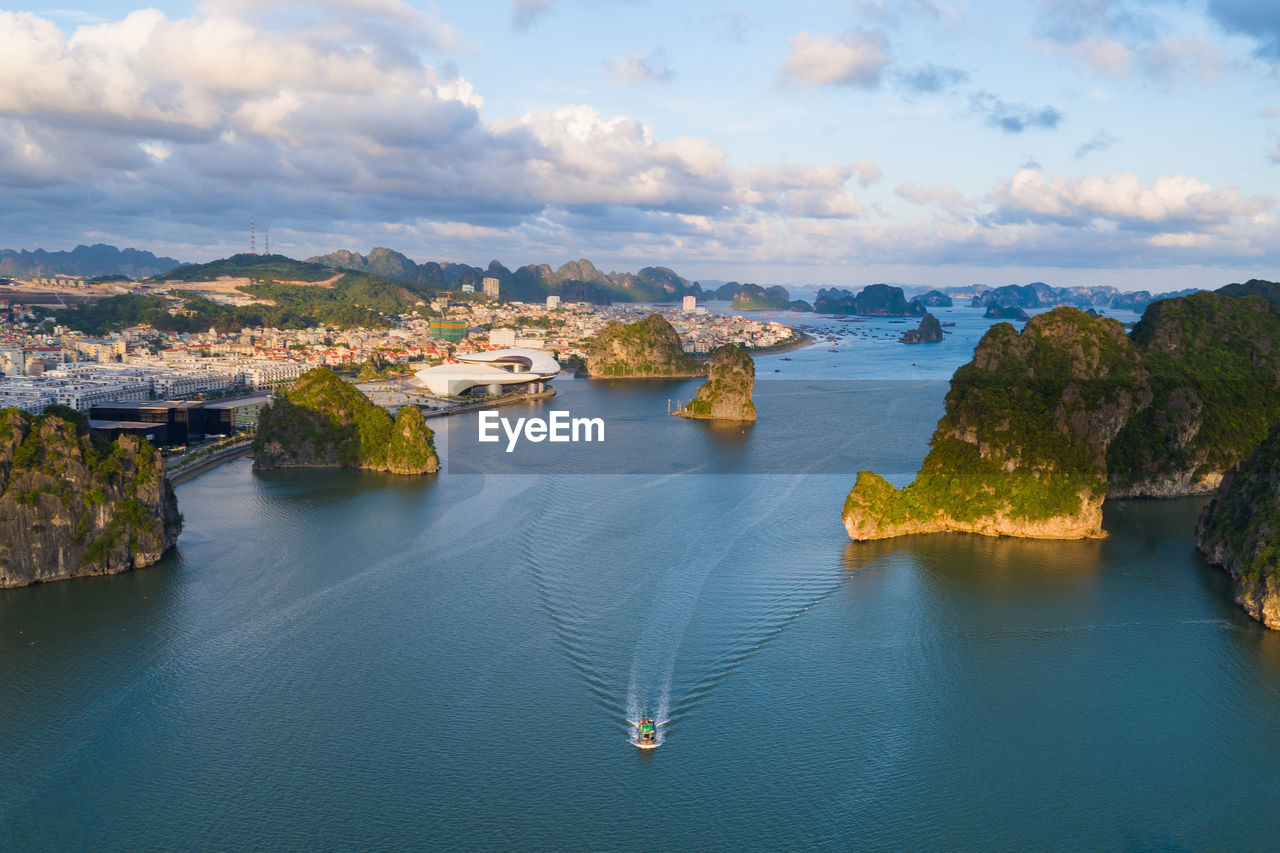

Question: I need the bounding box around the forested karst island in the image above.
[254,367,439,473]
[843,284,1280,549]
[1198,419,1280,629]
[901,313,943,344]
[0,407,181,588]
[710,282,812,312]
[814,284,926,316]
[844,308,1146,540]
[676,344,756,421]
[585,314,704,378]
[1106,290,1280,497]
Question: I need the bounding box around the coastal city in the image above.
[0,274,800,418]
[12,0,1280,849]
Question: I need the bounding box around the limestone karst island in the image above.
[844,287,1280,555]
[676,344,757,422]
[0,406,180,588]
[585,313,705,378]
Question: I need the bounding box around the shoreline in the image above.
[748,330,814,355]
[167,439,253,485]
[419,388,556,419]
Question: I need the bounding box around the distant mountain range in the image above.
[962,282,1200,312]
[0,243,1232,316]
[307,248,701,304]
[0,244,182,278]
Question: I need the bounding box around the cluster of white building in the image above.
[0,356,309,413]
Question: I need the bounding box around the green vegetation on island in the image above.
[916,290,954,308]
[814,284,925,316]
[1197,417,1280,629]
[901,313,943,344]
[585,314,704,378]
[1214,278,1280,307]
[846,287,1280,542]
[677,344,757,421]
[1107,291,1280,496]
[0,407,181,588]
[253,367,439,474]
[844,308,1148,540]
[711,282,812,312]
[984,304,1030,321]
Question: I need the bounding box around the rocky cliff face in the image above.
[254,367,439,473]
[845,289,1280,542]
[0,408,181,588]
[586,314,704,378]
[677,344,756,421]
[1197,418,1280,629]
[844,308,1150,541]
[901,313,943,344]
[1107,291,1280,498]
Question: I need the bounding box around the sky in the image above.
[3,0,1280,291]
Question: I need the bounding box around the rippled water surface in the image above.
[4,307,1280,850]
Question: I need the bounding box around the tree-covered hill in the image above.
[151,253,336,284]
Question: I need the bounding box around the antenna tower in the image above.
[265,230,270,255]
[250,216,257,255]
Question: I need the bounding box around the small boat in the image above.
[781,357,791,361]
[827,348,839,353]
[636,718,658,749]
[941,322,956,327]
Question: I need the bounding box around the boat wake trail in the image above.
[519,473,864,748]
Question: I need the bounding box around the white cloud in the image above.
[895,181,975,213]
[2,6,1278,279]
[851,157,882,186]
[1037,26,1221,88]
[990,168,1273,225]
[0,8,875,229]
[779,29,890,88]
[607,53,674,85]
[140,141,172,162]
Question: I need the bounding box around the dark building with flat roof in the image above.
[88,419,170,446]
[90,401,206,446]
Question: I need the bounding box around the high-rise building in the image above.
[683,295,697,312]
[482,277,500,298]
[430,319,468,341]
[546,295,561,309]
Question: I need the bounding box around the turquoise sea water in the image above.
[4,307,1279,850]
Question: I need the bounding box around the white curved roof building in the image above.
[413,348,561,397]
